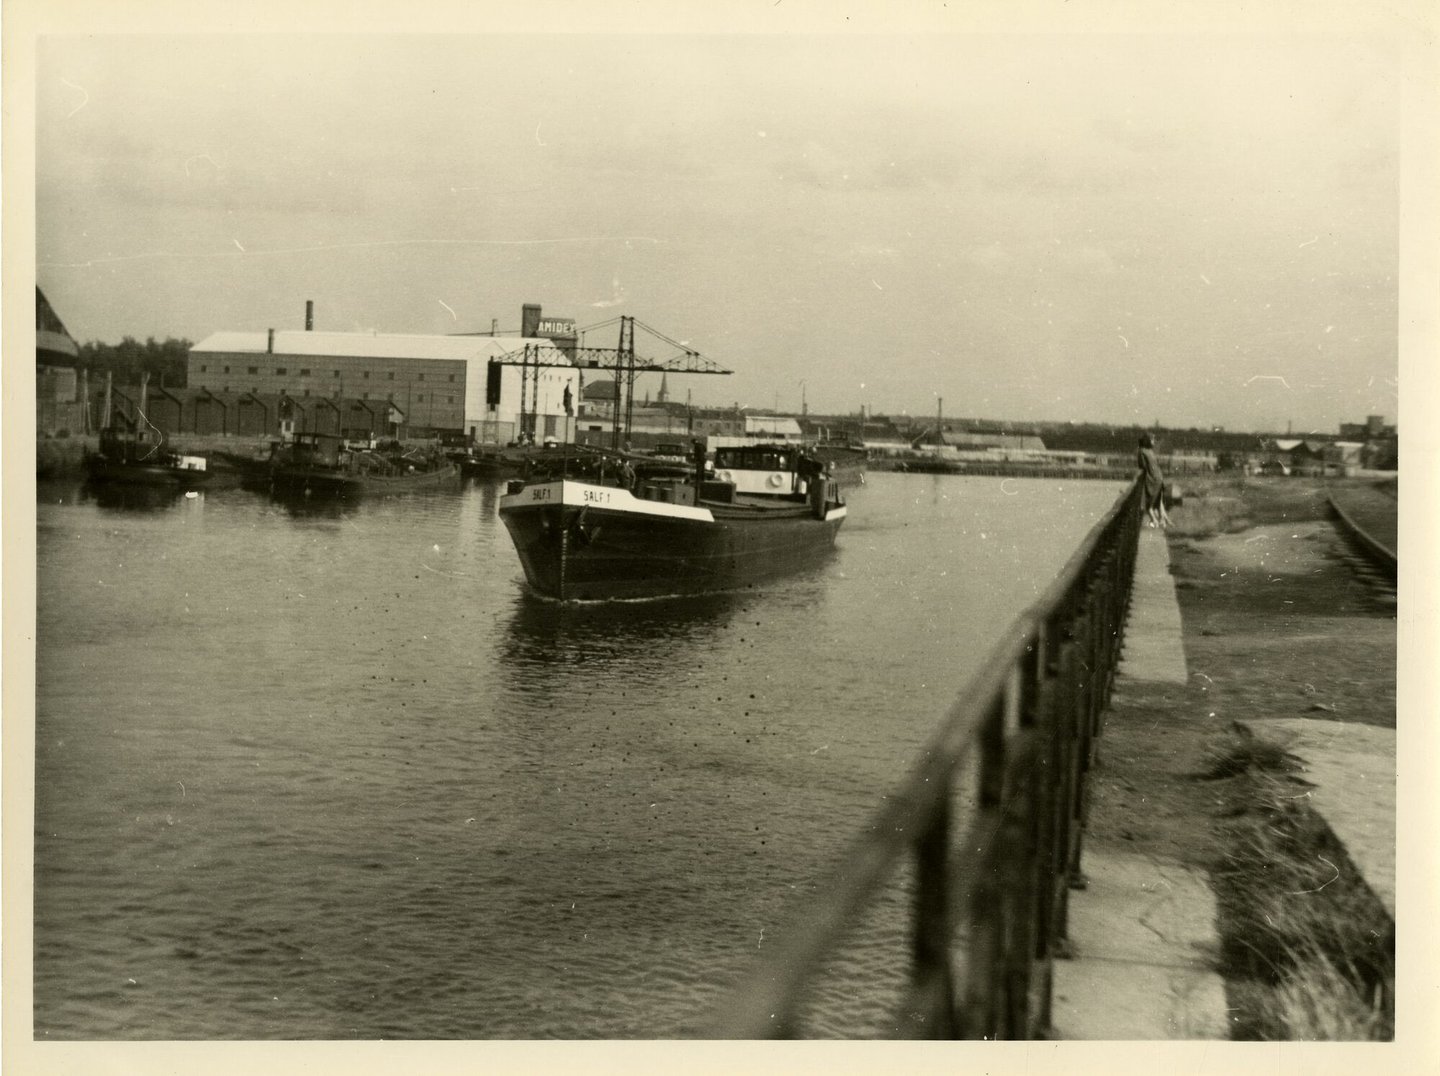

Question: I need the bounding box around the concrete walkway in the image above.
[1054,525,1397,1039]
[1116,524,1189,685]
[1053,525,1230,1039]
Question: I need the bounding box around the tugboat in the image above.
[84,425,211,487]
[498,442,847,602]
[267,432,457,498]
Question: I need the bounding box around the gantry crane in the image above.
[493,315,731,451]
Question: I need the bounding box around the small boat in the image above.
[267,432,457,498]
[208,443,280,489]
[810,437,868,481]
[84,426,211,487]
[498,442,847,602]
[455,445,523,480]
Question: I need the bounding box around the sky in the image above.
[34,30,1404,433]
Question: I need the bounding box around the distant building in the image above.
[910,425,1046,453]
[36,287,87,436]
[1337,415,1397,471]
[579,378,618,420]
[1338,415,1395,440]
[742,415,804,442]
[179,302,583,442]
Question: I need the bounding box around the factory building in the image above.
[183,302,585,443]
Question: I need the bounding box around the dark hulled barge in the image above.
[498,444,847,602]
[84,426,212,488]
[266,432,457,498]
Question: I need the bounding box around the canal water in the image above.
[32,471,1127,1039]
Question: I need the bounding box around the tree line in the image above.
[77,337,191,388]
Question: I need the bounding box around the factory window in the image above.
[334,370,341,378]
[363,371,370,379]
[248,366,258,375]
[223,366,230,374]
[276,368,287,375]
[448,374,455,382]
[303,389,310,397]
[362,392,369,400]
[199,364,208,373]
[418,373,425,382]
[388,372,395,380]
[299,368,311,376]
[416,394,424,402]
[447,396,455,404]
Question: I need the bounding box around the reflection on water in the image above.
[264,489,362,520]
[504,589,743,662]
[80,480,198,513]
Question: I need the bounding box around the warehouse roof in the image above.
[192,330,551,362]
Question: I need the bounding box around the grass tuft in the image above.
[1198,724,1301,780]
[1274,948,1390,1041]
[1205,728,1393,1040]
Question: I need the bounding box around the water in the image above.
[32,472,1127,1039]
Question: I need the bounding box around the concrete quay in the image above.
[1052,521,1396,1039]
[1052,525,1229,1040]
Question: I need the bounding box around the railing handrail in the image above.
[707,477,1142,1038]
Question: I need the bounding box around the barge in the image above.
[498,443,846,602]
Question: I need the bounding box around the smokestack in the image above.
[305,301,314,331]
[267,329,275,354]
[522,304,541,338]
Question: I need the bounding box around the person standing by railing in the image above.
[1137,433,1171,528]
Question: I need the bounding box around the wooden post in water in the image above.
[78,367,90,433]
[103,370,113,430]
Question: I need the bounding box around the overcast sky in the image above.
[36,31,1401,432]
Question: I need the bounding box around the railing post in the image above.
[906,782,957,1037]
[1027,620,1066,1033]
[959,697,1007,1038]
[1066,602,1094,890]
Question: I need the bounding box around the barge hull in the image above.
[499,482,844,601]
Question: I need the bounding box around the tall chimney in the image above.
[521,303,541,338]
[267,328,275,354]
[305,301,314,331]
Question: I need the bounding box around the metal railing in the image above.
[707,478,1144,1039]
